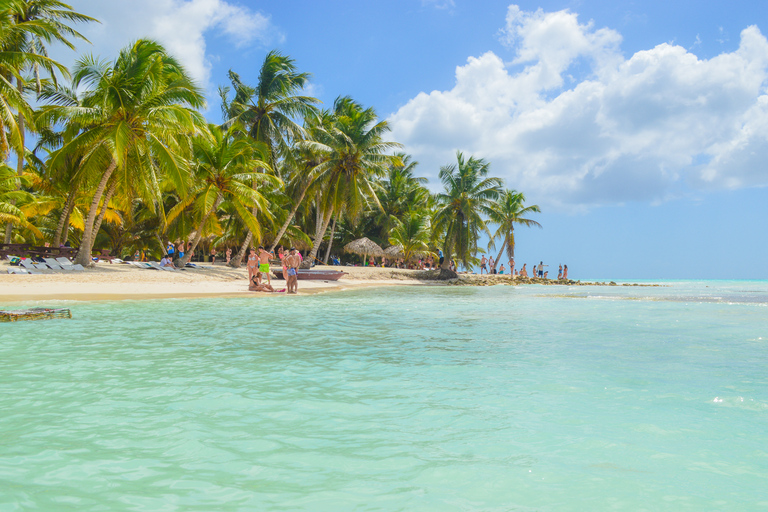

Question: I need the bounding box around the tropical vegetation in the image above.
[0,1,541,273]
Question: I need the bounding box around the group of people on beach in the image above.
[479,256,569,280]
[246,246,301,294]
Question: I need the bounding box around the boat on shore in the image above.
[0,307,72,322]
[272,268,348,281]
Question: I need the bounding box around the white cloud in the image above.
[388,4,768,208]
[57,0,281,88]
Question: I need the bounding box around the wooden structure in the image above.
[0,308,72,322]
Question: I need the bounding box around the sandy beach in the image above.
[0,261,437,302]
[0,261,629,303]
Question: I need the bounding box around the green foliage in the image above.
[433,151,503,270]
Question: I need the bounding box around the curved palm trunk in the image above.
[53,187,78,248]
[268,181,310,254]
[181,195,223,266]
[91,178,118,242]
[75,160,117,266]
[323,215,337,264]
[229,231,252,268]
[3,79,26,244]
[303,208,332,269]
[491,235,508,272]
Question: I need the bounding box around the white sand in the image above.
[0,262,428,302]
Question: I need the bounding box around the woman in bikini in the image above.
[246,248,258,282]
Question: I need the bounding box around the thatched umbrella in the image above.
[344,237,384,264]
[383,245,404,258]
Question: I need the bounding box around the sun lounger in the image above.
[148,261,179,271]
[54,257,85,271]
[20,259,43,271]
[7,267,33,274]
[43,258,67,270]
[129,261,157,270]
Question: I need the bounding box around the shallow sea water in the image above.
[1,281,767,511]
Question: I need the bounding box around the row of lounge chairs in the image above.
[127,261,180,272]
[6,256,85,274]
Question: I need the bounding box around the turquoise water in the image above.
[1,281,767,510]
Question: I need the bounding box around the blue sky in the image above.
[62,0,768,279]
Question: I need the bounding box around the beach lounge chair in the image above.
[43,258,66,270]
[55,257,85,271]
[20,259,48,271]
[129,261,157,270]
[7,267,32,274]
[148,261,178,272]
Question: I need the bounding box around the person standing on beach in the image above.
[210,247,217,265]
[226,247,232,264]
[438,249,444,266]
[499,263,505,274]
[177,241,185,259]
[538,261,547,278]
[558,265,563,280]
[480,255,488,274]
[247,248,258,282]
[509,257,515,277]
[167,242,175,258]
[285,247,299,294]
[563,265,568,279]
[257,246,274,285]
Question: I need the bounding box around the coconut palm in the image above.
[37,39,206,265]
[374,152,428,239]
[223,53,319,266]
[1,0,95,242]
[166,123,277,265]
[488,189,541,271]
[0,163,40,237]
[301,97,401,267]
[388,211,431,264]
[433,151,503,271]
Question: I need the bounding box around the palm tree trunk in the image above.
[3,78,25,244]
[53,187,78,247]
[492,236,507,272]
[229,231,252,268]
[181,195,222,265]
[303,208,333,269]
[268,181,310,254]
[91,178,118,241]
[323,215,337,264]
[75,160,117,266]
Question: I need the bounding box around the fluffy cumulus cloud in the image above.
[54,0,280,88]
[388,5,768,208]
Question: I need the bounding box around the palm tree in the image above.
[433,151,502,271]
[488,189,541,271]
[1,0,95,242]
[223,52,319,266]
[267,111,326,254]
[166,123,277,266]
[0,163,40,238]
[374,152,428,240]
[301,97,401,267]
[38,39,206,265]
[389,211,431,264]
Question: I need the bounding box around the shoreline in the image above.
[0,261,655,304]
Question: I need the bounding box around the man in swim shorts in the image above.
[257,246,274,285]
[285,247,299,294]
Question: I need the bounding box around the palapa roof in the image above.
[343,237,384,257]
[383,245,404,257]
